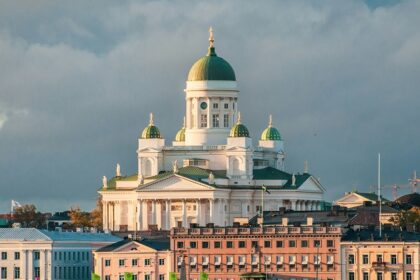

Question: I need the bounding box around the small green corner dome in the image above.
[141,125,161,139]
[230,123,250,138]
[261,127,282,141]
[187,47,236,81]
[174,128,185,142]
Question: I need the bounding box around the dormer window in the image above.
[183,158,209,169]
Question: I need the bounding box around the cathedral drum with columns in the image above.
[99,29,325,232]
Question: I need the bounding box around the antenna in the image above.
[378,153,382,238]
[409,171,420,193]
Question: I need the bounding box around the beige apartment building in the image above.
[93,238,171,280]
[341,229,420,280]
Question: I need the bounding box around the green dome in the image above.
[229,119,250,138]
[141,125,161,139]
[174,128,185,142]
[261,115,282,140]
[187,47,236,81]
[261,127,282,141]
[141,113,161,139]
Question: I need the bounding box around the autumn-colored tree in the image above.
[390,208,420,232]
[90,195,103,230]
[69,206,91,228]
[13,204,46,228]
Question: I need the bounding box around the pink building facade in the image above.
[170,225,342,280]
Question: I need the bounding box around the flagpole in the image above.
[378,153,382,238]
[261,186,264,226]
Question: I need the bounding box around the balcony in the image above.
[372,262,387,270]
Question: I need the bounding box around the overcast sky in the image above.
[1,0,419,212]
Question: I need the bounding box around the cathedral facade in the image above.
[99,30,325,232]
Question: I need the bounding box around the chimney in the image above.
[282,218,288,226]
[307,217,313,226]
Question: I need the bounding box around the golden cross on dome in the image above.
[149,112,154,126]
[209,26,214,48]
[269,114,273,127]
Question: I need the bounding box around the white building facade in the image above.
[0,228,120,280]
[100,30,326,232]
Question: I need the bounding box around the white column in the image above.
[102,201,108,231]
[27,250,33,280]
[291,200,297,210]
[137,199,142,231]
[209,199,214,223]
[156,200,162,229]
[165,200,171,230]
[40,249,45,280]
[241,200,248,217]
[114,201,120,231]
[182,200,187,227]
[142,200,149,230]
[22,250,28,280]
[151,200,157,225]
[196,199,201,226]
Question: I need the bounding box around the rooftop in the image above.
[96,238,170,252]
[342,229,420,242]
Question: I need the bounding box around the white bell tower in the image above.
[184,28,239,146]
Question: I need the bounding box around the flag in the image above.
[169,272,177,280]
[11,200,21,212]
[262,185,271,194]
[200,272,209,280]
[91,273,101,280]
[124,272,133,280]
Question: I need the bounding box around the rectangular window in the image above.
[119,259,125,267]
[314,240,321,247]
[144,259,151,266]
[363,272,369,280]
[34,267,40,277]
[363,254,369,264]
[0,268,6,279]
[391,272,397,280]
[34,251,40,260]
[213,103,218,109]
[301,240,308,247]
[190,241,197,249]
[223,114,229,127]
[145,275,151,280]
[226,241,233,248]
[327,240,334,247]
[376,254,383,263]
[132,259,138,266]
[177,241,184,249]
[14,267,20,279]
[212,114,219,127]
[406,272,412,280]
[202,241,209,249]
[1,252,6,260]
[349,254,355,264]
[159,259,165,265]
[405,254,412,264]
[276,240,283,248]
[200,114,207,128]
[349,272,355,280]
[159,275,165,280]
[377,272,383,280]
[214,241,221,248]
[289,240,296,247]
[251,241,258,248]
[105,259,111,266]
[391,254,397,264]
[105,276,111,280]
[224,103,229,109]
[264,240,271,248]
[238,241,246,248]
[14,252,20,260]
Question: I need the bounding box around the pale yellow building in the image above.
[341,229,420,280]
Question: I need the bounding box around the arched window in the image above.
[144,158,153,177]
[232,158,240,175]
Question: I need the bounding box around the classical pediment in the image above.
[137,175,215,192]
[114,241,157,253]
[297,176,325,193]
[336,193,369,204]
[137,147,162,153]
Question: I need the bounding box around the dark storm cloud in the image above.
[0,0,419,211]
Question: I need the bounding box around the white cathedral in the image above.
[99,29,325,232]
